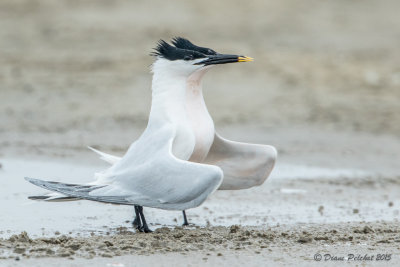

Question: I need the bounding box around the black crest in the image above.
[171,37,217,55]
[151,39,207,61]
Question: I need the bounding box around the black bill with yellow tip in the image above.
[195,54,253,66]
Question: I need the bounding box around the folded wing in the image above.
[26,125,223,211]
[87,131,276,191]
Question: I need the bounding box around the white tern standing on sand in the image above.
[26,38,277,233]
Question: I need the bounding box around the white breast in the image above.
[185,80,215,163]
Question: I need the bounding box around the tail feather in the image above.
[28,195,51,200]
[28,195,80,202]
[25,177,132,205]
[87,146,121,165]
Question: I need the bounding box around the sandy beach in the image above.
[1,0,400,266]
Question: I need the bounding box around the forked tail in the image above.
[25,177,132,205]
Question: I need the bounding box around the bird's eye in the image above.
[184,55,193,61]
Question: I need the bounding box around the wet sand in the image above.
[0,127,399,265]
[1,222,399,266]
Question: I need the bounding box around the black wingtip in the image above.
[28,195,50,200]
[25,177,37,183]
[25,177,49,188]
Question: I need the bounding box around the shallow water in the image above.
[0,158,395,238]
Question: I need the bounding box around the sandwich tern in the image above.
[89,38,277,225]
[26,38,276,232]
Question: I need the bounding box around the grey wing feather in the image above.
[204,133,277,190]
[25,125,223,210]
[25,177,133,205]
[28,195,79,201]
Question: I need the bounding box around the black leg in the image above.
[132,215,139,227]
[182,210,189,226]
[133,205,142,231]
[138,206,152,233]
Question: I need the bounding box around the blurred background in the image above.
[0,1,399,255]
[1,0,399,159]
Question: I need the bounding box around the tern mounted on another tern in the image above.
[26,37,277,233]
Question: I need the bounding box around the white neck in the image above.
[146,60,215,162]
[186,68,210,123]
[148,68,188,125]
[186,68,215,162]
